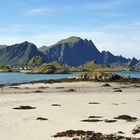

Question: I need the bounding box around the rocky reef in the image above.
[72,72,122,82]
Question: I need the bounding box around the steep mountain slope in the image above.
[0,41,45,66]
[40,36,136,67]
[101,51,131,66]
[39,36,102,66]
[127,57,138,66]
[0,36,139,67]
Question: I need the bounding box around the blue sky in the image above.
[0,0,140,59]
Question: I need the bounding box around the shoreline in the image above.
[1,74,140,87]
[1,70,140,87]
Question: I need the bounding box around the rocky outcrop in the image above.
[132,124,140,135]
[73,72,122,81]
[29,62,70,74]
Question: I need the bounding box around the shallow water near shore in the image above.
[0,72,77,84]
[0,71,140,84]
[115,71,140,78]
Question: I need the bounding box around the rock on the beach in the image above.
[65,89,75,92]
[51,104,61,106]
[114,115,138,122]
[132,124,140,135]
[88,116,103,119]
[104,119,117,123]
[88,102,100,104]
[81,119,103,122]
[13,105,36,110]
[114,89,123,92]
[102,83,112,87]
[53,130,140,140]
[117,131,125,134]
[36,117,48,121]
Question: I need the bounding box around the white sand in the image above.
[0,81,140,140]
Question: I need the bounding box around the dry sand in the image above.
[0,81,140,140]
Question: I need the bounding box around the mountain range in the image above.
[0,36,139,67]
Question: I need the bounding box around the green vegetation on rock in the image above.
[0,64,6,69]
[28,56,44,67]
[70,60,129,72]
[74,71,122,81]
[30,61,70,74]
[0,64,19,72]
[79,61,104,71]
[58,36,81,44]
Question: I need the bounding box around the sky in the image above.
[0,0,140,59]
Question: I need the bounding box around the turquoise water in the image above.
[0,72,77,84]
[115,71,140,78]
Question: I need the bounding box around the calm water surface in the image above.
[0,71,140,84]
[115,71,140,78]
[0,72,77,84]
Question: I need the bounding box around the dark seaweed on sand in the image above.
[53,130,139,140]
[51,104,61,106]
[36,117,48,121]
[88,102,100,104]
[114,115,138,122]
[81,119,103,122]
[13,105,36,110]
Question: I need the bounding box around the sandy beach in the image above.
[0,81,140,140]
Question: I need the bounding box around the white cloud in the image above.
[22,0,132,17]
[24,7,55,16]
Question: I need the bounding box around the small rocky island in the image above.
[28,62,70,74]
[73,72,122,81]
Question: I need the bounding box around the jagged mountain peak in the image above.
[131,57,137,61]
[40,36,102,66]
[39,37,138,67]
[21,41,31,44]
[12,41,36,47]
[128,57,138,66]
[0,41,46,66]
[58,36,82,44]
[0,36,139,67]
